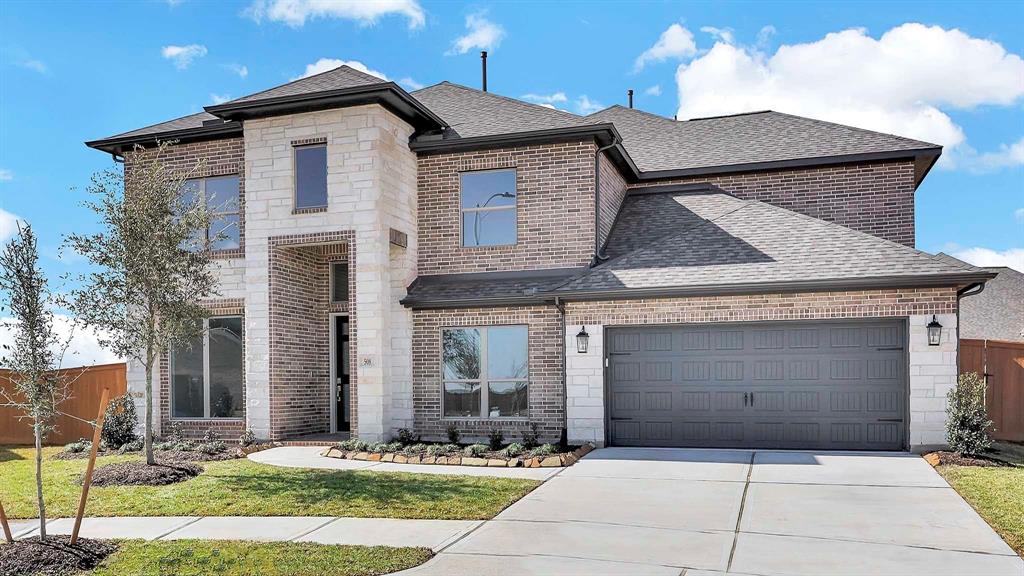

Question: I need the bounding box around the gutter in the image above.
[955,281,987,375]
[553,296,568,449]
[85,122,243,155]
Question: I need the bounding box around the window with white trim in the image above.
[442,325,528,418]
[460,169,517,247]
[171,316,244,418]
[181,175,241,251]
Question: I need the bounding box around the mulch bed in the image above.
[924,451,1010,467]
[88,460,203,486]
[0,536,117,576]
[54,448,237,463]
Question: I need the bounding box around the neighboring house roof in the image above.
[402,268,581,308]
[87,66,941,182]
[935,254,1024,342]
[550,189,992,298]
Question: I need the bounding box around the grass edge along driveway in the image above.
[938,464,1024,557]
[0,446,539,520]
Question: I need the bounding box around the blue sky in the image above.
[1,0,1022,297]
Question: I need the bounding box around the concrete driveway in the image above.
[398,448,1023,576]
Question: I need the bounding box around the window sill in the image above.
[293,206,327,215]
[441,417,530,424]
[169,417,245,422]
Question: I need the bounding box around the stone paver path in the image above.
[249,446,560,480]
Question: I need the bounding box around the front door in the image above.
[335,315,351,432]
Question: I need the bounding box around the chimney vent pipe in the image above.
[628,89,634,109]
[481,51,488,92]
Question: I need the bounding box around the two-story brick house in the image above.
[87,65,992,452]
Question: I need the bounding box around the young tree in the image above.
[66,141,219,465]
[0,225,70,540]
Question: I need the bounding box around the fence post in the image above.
[0,500,12,543]
[70,387,110,545]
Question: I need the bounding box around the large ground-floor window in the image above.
[171,316,244,418]
[442,325,528,418]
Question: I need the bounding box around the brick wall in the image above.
[417,141,597,275]
[412,305,564,443]
[597,152,628,249]
[630,160,917,246]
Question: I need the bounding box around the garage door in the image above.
[607,320,906,450]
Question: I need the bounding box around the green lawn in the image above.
[939,464,1024,556]
[0,446,538,520]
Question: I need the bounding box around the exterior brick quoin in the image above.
[268,232,356,440]
[412,305,564,443]
[417,141,598,275]
[629,159,917,247]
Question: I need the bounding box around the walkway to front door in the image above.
[399,448,1022,575]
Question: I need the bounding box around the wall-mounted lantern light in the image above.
[927,315,943,346]
[576,326,590,354]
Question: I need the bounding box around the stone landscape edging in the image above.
[320,442,594,468]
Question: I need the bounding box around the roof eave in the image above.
[400,295,553,309]
[85,122,243,155]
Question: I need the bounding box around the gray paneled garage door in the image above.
[607,320,906,450]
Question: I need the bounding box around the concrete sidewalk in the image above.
[12,516,480,551]
[249,446,560,480]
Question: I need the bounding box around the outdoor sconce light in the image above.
[576,326,590,354]
[927,315,943,346]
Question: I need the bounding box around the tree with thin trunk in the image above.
[66,141,219,465]
[0,224,71,540]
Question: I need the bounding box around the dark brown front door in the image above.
[336,315,351,432]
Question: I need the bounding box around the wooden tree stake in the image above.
[70,387,109,545]
[0,500,12,543]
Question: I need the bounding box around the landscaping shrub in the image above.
[503,442,525,458]
[946,372,994,456]
[463,443,487,457]
[446,423,461,444]
[338,438,368,452]
[367,442,388,453]
[195,440,226,455]
[64,438,91,454]
[426,443,460,456]
[384,441,403,453]
[101,393,138,449]
[167,421,185,442]
[488,428,504,451]
[521,422,540,449]
[118,439,143,454]
[402,443,428,456]
[395,428,417,445]
[238,428,257,447]
[529,443,556,458]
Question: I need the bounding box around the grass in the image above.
[938,448,1024,557]
[0,446,538,520]
[78,540,431,576]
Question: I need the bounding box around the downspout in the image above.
[553,296,568,450]
[955,282,986,376]
[592,136,621,265]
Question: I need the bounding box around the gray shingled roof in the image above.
[411,82,591,138]
[935,254,1024,342]
[99,111,225,141]
[556,191,980,294]
[403,268,580,306]
[583,106,938,173]
[223,65,387,105]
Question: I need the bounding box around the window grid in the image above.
[184,176,240,251]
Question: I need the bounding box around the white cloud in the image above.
[292,58,388,81]
[576,95,605,115]
[224,63,249,78]
[644,84,662,96]
[673,23,1024,168]
[447,13,505,55]
[634,23,696,72]
[963,137,1024,173]
[1015,208,1024,222]
[0,169,12,182]
[521,92,568,105]
[756,25,776,48]
[953,247,1024,273]
[0,208,23,243]
[0,314,122,368]
[161,44,207,69]
[700,26,735,45]
[245,0,424,29]
[398,76,423,90]
[210,93,232,104]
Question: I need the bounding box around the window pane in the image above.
[210,214,240,251]
[443,328,481,379]
[208,317,243,418]
[487,381,528,418]
[462,208,516,247]
[180,179,201,207]
[460,170,516,209]
[331,262,349,303]
[171,332,204,418]
[487,326,528,379]
[205,175,239,212]
[295,145,327,208]
[444,381,481,417]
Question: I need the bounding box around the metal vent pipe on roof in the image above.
[481,51,488,92]
[628,89,634,109]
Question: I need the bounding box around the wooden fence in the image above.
[960,339,1024,442]
[0,362,127,446]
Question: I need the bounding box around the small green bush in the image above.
[367,442,388,453]
[118,439,143,453]
[446,424,461,444]
[201,428,220,443]
[488,428,504,451]
[64,439,91,454]
[195,441,226,455]
[101,394,138,449]
[946,372,994,456]
[167,421,185,443]
[463,443,487,457]
[503,442,525,458]
[427,443,460,456]
[521,422,540,449]
[529,443,556,458]
[238,428,257,447]
[395,428,416,445]
[403,443,428,456]
[339,438,368,452]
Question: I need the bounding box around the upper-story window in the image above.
[294,144,328,210]
[460,169,517,247]
[181,175,240,251]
